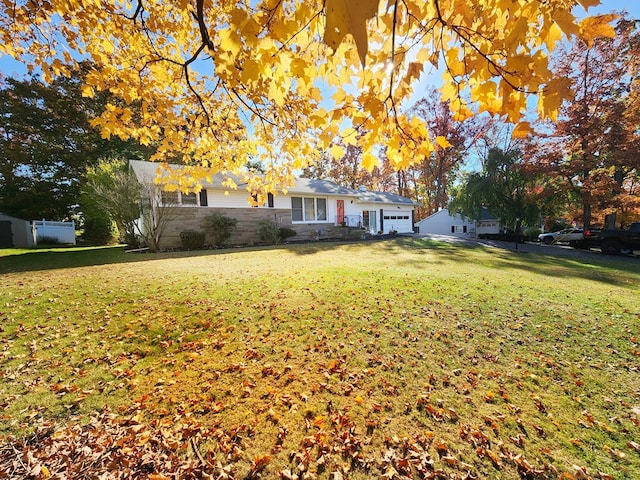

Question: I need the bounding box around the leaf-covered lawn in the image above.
[1,239,639,479]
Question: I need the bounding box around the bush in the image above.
[204,213,237,247]
[36,236,60,245]
[180,230,205,250]
[82,216,119,245]
[279,227,297,242]
[523,227,542,241]
[258,220,281,244]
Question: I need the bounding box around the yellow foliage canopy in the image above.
[0,0,615,192]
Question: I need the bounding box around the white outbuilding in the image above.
[416,207,501,237]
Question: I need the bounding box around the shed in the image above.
[0,213,36,248]
[416,207,501,237]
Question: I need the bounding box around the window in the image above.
[161,190,200,206]
[182,192,197,205]
[292,197,303,221]
[304,198,315,220]
[316,198,327,220]
[161,191,179,205]
[291,196,328,222]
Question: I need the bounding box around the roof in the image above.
[128,160,414,206]
[356,190,416,206]
[0,212,29,222]
[476,206,500,221]
[129,159,233,186]
[288,177,357,196]
[417,206,499,224]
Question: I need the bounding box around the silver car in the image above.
[538,228,584,244]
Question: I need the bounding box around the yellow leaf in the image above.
[329,144,345,160]
[544,23,564,51]
[241,59,261,85]
[313,415,326,428]
[219,28,242,56]
[553,9,580,37]
[268,81,285,107]
[511,121,532,139]
[576,0,601,9]
[435,136,452,148]
[538,77,573,121]
[341,127,358,145]
[445,48,465,77]
[405,62,424,84]
[323,0,379,67]
[362,150,378,170]
[81,85,95,98]
[101,38,114,55]
[441,80,460,102]
[579,14,617,47]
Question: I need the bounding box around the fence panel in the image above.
[33,219,76,245]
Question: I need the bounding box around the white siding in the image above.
[416,209,475,236]
[0,213,37,248]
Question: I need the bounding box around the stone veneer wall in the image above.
[159,207,361,249]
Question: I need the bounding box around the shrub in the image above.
[204,212,237,247]
[82,216,119,245]
[36,236,60,245]
[523,227,542,241]
[258,220,281,244]
[180,230,205,250]
[279,227,297,242]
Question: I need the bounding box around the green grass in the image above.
[1,239,639,478]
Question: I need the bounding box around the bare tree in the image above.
[86,160,179,251]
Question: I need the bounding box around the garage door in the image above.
[382,210,413,233]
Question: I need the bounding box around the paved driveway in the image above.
[416,233,638,260]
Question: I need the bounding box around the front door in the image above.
[337,200,344,225]
[368,210,377,233]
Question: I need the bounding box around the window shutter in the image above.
[199,190,208,206]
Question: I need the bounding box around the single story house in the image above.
[0,213,37,248]
[129,160,416,248]
[416,207,501,237]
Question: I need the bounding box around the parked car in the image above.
[538,228,584,244]
[582,222,640,255]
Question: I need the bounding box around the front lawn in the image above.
[1,239,639,479]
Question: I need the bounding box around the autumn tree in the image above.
[301,145,397,193]
[0,0,615,195]
[531,17,640,228]
[403,90,492,219]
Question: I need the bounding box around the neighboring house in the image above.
[416,207,501,237]
[129,160,416,248]
[0,213,36,248]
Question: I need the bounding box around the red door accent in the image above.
[337,200,345,225]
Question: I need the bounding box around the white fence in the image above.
[33,219,76,245]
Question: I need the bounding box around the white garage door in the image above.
[383,210,413,233]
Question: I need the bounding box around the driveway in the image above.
[416,233,638,260]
